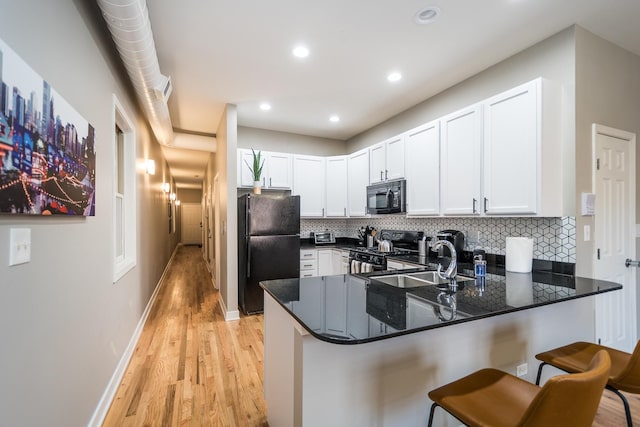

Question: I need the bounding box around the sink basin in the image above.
[370,271,475,288]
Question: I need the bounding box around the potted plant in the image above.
[244,148,265,194]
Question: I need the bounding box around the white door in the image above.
[483,79,539,214]
[347,149,369,217]
[325,156,348,217]
[369,142,386,183]
[266,152,292,189]
[405,121,440,215]
[385,135,405,180]
[293,155,326,217]
[181,203,202,245]
[440,104,482,215]
[593,124,636,352]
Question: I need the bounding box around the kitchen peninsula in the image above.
[261,271,621,427]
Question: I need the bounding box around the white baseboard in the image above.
[87,245,180,427]
[218,294,240,321]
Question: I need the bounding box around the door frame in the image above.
[592,123,637,350]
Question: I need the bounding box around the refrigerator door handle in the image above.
[246,197,251,277]
[247,243,251,278]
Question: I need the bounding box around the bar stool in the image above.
[427,350,610,427]
[536,340,640,427]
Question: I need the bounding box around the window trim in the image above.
[112,95,137,282]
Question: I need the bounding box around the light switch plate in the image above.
[9,228,31,266]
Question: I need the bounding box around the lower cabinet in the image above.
[300,249,318,278]
[318,249,333,276]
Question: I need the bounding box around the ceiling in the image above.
[124,0,640,189]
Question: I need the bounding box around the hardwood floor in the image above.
[103,245,267,427]
[103,245,639,426]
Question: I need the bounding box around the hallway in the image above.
[103,246,267,427]
[101,245,640,426]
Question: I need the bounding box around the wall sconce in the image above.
[175,200,181,206]
[145,159,156,175]
[170,192,176,201]
[162,182,170,193]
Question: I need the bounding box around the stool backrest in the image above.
[613,340,640,393]
[519,350,611,427]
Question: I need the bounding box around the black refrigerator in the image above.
[238,194,300,314]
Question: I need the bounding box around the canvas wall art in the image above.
[0,37,96,216]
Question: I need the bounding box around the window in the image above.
[113,95,137,282]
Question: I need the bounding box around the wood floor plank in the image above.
[102,245,638,426]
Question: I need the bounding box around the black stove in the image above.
[348,247,415,271]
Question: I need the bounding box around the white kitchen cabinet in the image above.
[325,156,348,217]
[440,104,483,215]
[318,249,333,276]
[324,275,348,336]
[293,155,326,217]
[331,249,349,275]
[237,149,292,189]
[369,135,405,183]
[300,249,318,278]
[347,148,369,217]
[265,151,293,189]
[405,121,440,215]
[483,79,539,215]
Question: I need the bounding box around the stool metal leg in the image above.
[427,402,439,427]
[535,362,547,385]
[606,385,633,427]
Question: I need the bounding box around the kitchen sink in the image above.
[369,271,475,288]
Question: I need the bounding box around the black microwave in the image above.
[366,179,406,214]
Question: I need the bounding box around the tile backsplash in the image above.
[301,216,576,263]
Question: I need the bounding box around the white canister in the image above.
[505,237,534,273]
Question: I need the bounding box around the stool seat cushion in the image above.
[428,368,539,427]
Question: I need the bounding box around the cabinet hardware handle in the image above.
[304,264,313,267]
[270,177,272,187]
[380,170,383,181]
[344,207,346,216]
[385,169,388,180]
[484,197,488,213]
[263,177,266,186]
[322,208,325,216]
[472,198,477,213]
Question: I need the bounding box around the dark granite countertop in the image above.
[261,270,622,345]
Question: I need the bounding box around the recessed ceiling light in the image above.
[259,102,272,111]
[414,6,440,25]
[329,115,340,123]
[292,46,309,58]
[387,72,402,82]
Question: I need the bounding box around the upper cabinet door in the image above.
[238,148,257,187]
[483,80,539,215]
[369,142,386,183]
[266,152,292,189]
[325,156,348,217]
[385,135,405,180]
[440,104,482,215]
[293,155,326,217]
[348,149,369,217]
[405,121,440,215]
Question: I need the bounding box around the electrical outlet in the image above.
[516,363,528,377]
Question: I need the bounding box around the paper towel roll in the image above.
[506,237,533,273]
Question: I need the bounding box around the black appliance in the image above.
[435,230,465,258]
[348,229,423,273]
[238,194,300,314]
[366,179,406,214]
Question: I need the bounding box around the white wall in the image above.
[574,27,640,278]
[347,27,576,153]
[238,125,346,156]
[0,2,177,425]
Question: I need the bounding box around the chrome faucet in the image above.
[432,239,457,281]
